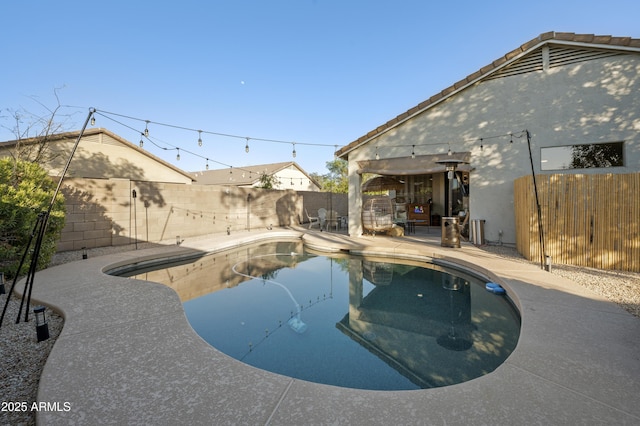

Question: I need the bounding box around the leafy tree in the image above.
[312,158,348,193]
[0,158,65,278]
[257,173,278,189]
[570,143,623,169]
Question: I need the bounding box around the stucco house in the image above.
[0,127,194,184]
[191,161,321,191]
[337,32,640,245]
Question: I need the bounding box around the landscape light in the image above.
[34,306,50,342]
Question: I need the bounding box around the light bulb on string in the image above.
[411,145,415,159]
[245,137,250,153]
[509,133,513,144]
[176,148,180,161]
[90,116,95,126]
[144,121,149,137]
[292,143,296,158]
[139,134,144,148]
[375,146,380,160]
[448,144,452,156]
[480,138,484,151]
[206,159,209,170]
[198,131,203,147]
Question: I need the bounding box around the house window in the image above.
[541,141,624,170]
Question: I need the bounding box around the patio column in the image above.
[348,160,363,237]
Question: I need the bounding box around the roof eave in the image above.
[337,32,640,160]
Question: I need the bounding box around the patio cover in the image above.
[357,152,472,175]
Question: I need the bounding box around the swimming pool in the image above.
[124,240,520,390]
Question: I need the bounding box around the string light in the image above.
[176,148,180,161]
[369,131,525,161]
[245,137,250,153]
[90,116,95,126]
[198,131,203,147]
[90,109,526,185]
[205,158,209,170]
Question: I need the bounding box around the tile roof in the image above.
[336,32,640,159]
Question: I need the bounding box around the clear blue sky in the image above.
[2,0,638,176]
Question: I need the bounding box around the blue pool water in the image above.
[125,240,520,390]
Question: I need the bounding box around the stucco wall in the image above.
[58,178,303,251]
[0,130,193,184]
[345,53,640,243]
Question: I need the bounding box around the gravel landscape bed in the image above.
[1,242,638,425]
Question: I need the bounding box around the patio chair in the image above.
[305,208,320,229]
[317,208,327,230]
[326,210,340,231]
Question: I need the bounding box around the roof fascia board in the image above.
[547,39,640,53]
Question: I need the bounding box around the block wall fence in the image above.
[57,178,347,252]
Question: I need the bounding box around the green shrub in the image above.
[0,158,65,279]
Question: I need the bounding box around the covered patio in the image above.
[352,152,472,237]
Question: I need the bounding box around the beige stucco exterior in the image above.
[0,128,194,184]
[339,34,640,244]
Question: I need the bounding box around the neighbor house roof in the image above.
[336,32,640,159]
[191,161,320,188]
[0,127,195,182]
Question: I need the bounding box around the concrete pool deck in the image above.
[29,227,640,425]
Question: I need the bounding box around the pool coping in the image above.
[29,228,640,425]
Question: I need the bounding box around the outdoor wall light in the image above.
[34,306,50,342]
[0,272,5,295]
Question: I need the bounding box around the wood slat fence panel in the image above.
[514,173,640,272]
